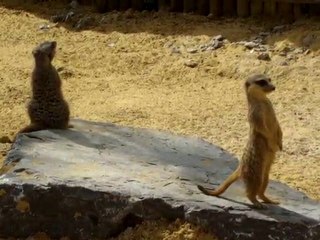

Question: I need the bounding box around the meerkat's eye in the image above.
[256,79,268,87]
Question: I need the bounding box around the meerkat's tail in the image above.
[18,124,45,134]
[13,124,45,142]
[197,167,241,196]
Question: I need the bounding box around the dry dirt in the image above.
[0,1,319,239]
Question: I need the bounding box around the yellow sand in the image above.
[0,1,319,239]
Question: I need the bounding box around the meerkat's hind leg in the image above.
[197,167,241,196]
[247,193,266,209]
[258,160,279,205]
[258,194,279,205]
[244,171,267,209]
[246,184,265,209]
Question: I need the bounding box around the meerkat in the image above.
[16,41,70,138]
[198,74,283,209]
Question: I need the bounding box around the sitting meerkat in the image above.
[198,74,283,209]
[16,41,71,138]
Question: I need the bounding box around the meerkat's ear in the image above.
[32,49,39,56]
[51,41,57,49]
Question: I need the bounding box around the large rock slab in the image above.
[0,119,319,240]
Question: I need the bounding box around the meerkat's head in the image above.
[245,74,275,97]
[32,41,57,64]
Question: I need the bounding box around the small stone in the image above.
[108,43,116,48]
[69,0,79,9]
[255,45,268,52]
[75,16,94,30]
[57,67,64,72]
[187,48,198,54]
[199,44,208,51]
[65,11,75,22]
[50,15,65,23]
[279,52,287,57]
[208,39,223,50]
[279,61,289,66]
[286,54,296,61]
[273,25,287,32]
[39,24,50,30]
[244,42,258,50]
[259,32,270,37]
[302,34,317,48]
[282,46,293,53]
[257,53,271,61]
[223,39,230,44]
[123,8,134,19]
[59,68,74,78]
[304,49,311,55]
[293,48,304,54]
[184,60,198,68]
[213,35,224,41]
[164,42,174,48]
[207,13,214,19]
[171,47,181,54]
[251,37,263,44]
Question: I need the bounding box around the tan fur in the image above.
[198,74,283,209]
[15,41,71,140]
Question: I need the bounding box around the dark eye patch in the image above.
[256,79,268,86]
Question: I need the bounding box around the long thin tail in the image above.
[198,167,241,196]
[13,124,45,142]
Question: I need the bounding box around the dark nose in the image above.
[272,86,276,90]
[51,41,57,48]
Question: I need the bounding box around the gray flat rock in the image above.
[0,119,319,240]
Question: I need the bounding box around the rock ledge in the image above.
[0,119,319,239]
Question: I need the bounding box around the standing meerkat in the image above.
[16,41,70,137]
[198,74,283,209]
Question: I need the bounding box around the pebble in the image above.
[273,25,288,32]
[259,32,270,37]
[187,48,198,54]
[279,61,289,66]
[39,24,50,30]
[207,13,214,19]
[184,60,198,68]
[286,54,296,61]
[50,14,65,23]
[257,53,271,61]
[69,0,79,9]
[243,41,259,49]
[304,49,311,55]
[123,8,135,19]
[213,35,224,41]
[293,48,304,54]
[302,34,317,48]
[171,47,181,54]
[75,16,94,30]
[65,11,75,22]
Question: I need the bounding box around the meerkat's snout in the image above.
[270,85,275,91]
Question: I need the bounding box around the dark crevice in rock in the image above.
[108,213,144,239]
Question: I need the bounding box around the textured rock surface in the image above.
[0,119,319,240]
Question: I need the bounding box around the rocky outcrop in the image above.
[0,119,319,239]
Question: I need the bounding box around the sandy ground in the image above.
[0,1,319,239]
